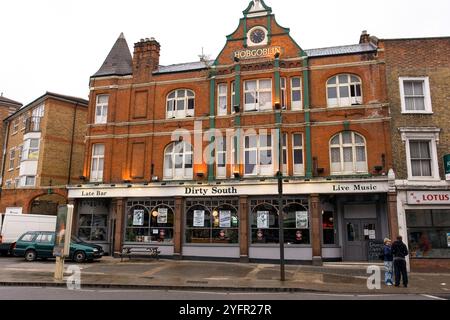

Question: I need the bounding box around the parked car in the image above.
[0,213,56,256]
[13,231,103,263]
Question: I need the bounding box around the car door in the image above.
[35,232,55,258]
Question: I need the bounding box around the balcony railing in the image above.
[25,117,42,133]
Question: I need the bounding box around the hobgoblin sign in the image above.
[234,46,281,60]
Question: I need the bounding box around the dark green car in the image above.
[13,231,104,263]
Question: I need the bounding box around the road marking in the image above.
[421,294,446,300]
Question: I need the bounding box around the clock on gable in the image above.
[247,26,268,47]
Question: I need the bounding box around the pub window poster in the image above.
[257,211,269,229]
[219,211,231,228]
[296,211,309,229]
[133,209,144,226]
[157,208,168,224]
[193,210,205,227]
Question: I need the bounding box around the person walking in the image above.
[391,235,409,288]
[383,238,394,286]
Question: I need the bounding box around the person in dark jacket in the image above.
[383,238,394,286]
[391,235,409,288]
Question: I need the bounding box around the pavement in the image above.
[0,256,449,295]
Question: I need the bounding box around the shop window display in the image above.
[250,199,310,245]
[125,202,175,244]
[78,200,109,242]
[407,210,450,258]
[185,203,239,244]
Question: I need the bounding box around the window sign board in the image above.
[193,210,205,227]
[447,233,450,248]
[219,211,231,228]
[133,210,145,226]
[157,208,168,224]
[296,211,309,229]
[257,211,269,229]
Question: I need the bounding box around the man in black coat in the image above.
[391,235,409,288]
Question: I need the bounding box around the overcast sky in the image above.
[0,0,449,105]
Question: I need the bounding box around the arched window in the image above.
[166,89,195,119]
[327,74,362,107]
[330,132,368,174]
[163,141,193,180]
[185,204,239,244]
[125,204,174,243]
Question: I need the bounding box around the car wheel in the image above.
[73,251,86,263]
[25,250,37,262]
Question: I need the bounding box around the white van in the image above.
[0,213,56,255]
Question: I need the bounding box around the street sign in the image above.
[444,155,450,181]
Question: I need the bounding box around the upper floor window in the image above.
[217,84,228,116]
[330,132,367,175]
[216,137,227,179]
[9,149,15,170]
[399,77,432,113]
[26,139,40,160]
[32,104,45,117]
[166,90,195,119]
[90,144,105,183]
[400,128,440,180]
[244,134,273,176]
[291,77,303,110]
[327,74,362,107]
[12,119,19,134]
[282,133,288,175]
[293,133,304,175]
[244,79,272,112]
[164,141,193,180]
[280,78,287,109]
[17,146,23,167]
[95,95,109,124]
[231,82,238,113]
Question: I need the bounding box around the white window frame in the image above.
[282,133,288,175]
[244,79,272,112]
[24,176,36,187]
[399,77,432,114]
[244,134,274,177]
[12,119,19,134]
[9,149,15,171]
[95,95,109,124]
[400,129,440,181]
[216,136,227,179]
[17,145,23,168]
[26,139,40,161]
[291,77,303,110]
[280,78,287,109]
[231,81,237,114]
[5,180,12,188]
[14,177,20,187]
[217,84,228,116]
[329,132,368,175]
[292,133,305,175]
[32,104,45,117]
[166,89,195,119]
[90,144,105,183]
[163,142,193,180]
[327,74,363,108]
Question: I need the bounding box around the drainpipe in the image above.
[67,103,78,185]
[0,120,11,187]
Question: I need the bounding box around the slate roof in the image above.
[154,60,214,74]
[0,95,22,106]
[92,33,133,78]
[305,43,377,57]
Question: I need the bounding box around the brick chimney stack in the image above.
[359,30,370,44]
[133,37,161,81]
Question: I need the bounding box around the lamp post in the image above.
[275,102,285,281]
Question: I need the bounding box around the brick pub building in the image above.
[69,0,397,263]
